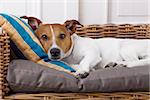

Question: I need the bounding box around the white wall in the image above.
[41,0,66,23]
[0,0,41,19]
[79,0,108,25]
[108,0,150,24]
[41,0,78,24]
[0,0,27,16]
[0,0,149,24]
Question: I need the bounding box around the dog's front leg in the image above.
[70,64,79,71]
[75,55,102,78]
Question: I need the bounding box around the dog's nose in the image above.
[50,48,61,57]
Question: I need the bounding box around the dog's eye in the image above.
[59,33,66,39]
[41,34,48,40]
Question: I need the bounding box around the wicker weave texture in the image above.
[5,92,150,100]
[0,30,10,99]
[76,24,150,39]
[0,24,150,100]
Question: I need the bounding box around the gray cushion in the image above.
[7,60,79,93]
[79,65,150,92]
[7,60,150,93]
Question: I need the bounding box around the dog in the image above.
[22,16,150,78]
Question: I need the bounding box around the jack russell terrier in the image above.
[22,16,150,78]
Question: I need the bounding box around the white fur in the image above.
[62,34,150,75]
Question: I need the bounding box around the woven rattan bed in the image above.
[0,24,150,100]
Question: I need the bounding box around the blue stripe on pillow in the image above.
[0,13,75,72]
[50,61,76,72]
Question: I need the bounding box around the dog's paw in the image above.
[76,72,89,79]
[105,62,127,68]
[105,62,118,68]
[115,64,127,67]
[75,70,89,79]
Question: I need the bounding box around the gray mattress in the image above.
[7,60,150,93]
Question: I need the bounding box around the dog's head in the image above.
[21,16,83,60]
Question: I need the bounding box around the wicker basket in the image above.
[0,24,150,100]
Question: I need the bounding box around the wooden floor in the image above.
[4,92,150,100]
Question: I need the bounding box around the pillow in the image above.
[0,13,75,73]
[7,60,79,93]
[7,60,150,93]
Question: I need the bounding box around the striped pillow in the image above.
[0,13,75,73]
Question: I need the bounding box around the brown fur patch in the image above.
[35,24,72,54]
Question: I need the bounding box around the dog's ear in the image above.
[20,16,42,31]
[64,20,83,35]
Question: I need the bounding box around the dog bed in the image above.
[7,60,149,93]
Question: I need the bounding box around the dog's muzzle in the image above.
[50,48,61,60]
